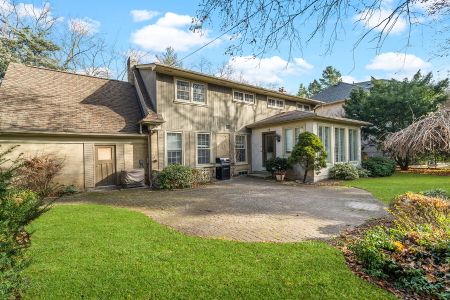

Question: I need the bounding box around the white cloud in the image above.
[131,12,214,52]
[68,18,101,36]
[222,56,314,85]
[0,1,60,23]
[354,8,407,34]
[130,9,159,22]
[342,75,371,84]
[366,52,431,71]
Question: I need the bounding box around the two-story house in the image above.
[0,62,369,189]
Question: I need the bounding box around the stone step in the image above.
[247,171,272,179]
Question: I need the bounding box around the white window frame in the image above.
[233,89,255,105]
[348,128,358,162]
[267,98,285,109]
[334,127,346,163]
[166,131,184,166]
[284,128,294,153]
[297,103,311,111]
[294,126,305,144]
[318,125,332,163]
[175,78,207,105]
[196,132,212,166]
[235,134,248,164]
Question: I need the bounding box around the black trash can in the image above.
[216,157,231,180]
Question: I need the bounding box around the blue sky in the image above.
[23,0,450,92]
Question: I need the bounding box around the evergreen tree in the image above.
[307,80,322,96]
[297,83,308,97]
[156,47,183,67]
[0,27,60,78]
[319,66,342,88]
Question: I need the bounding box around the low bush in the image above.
[420,188,448,200]
[265,157,290,175]
[155,164,194,190]
[357,168,370,178]
[362,157,396,177]
[347,192,449,299]
[0,146,51,298]
[329,163,359,180]
[14,154,64,197]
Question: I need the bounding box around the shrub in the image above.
[265,157,290,175]
[362,157,396,177]
[0,146,50,298]
[357,168,370,178]
[155,164,194,190]
[420,188,448,200]
[329,163,359,180]
[192,168,211,186]
[60,185,79,196]
[14,154,64,197]
[348,192,449,299]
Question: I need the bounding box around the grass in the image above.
[25,204,395,299]
[346,173,450,204]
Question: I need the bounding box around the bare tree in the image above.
[194,0,450,58]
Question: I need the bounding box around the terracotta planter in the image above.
[275,172,285,182]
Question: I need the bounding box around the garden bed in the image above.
[398,168,450,176]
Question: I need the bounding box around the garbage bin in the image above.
[215,157,231,180]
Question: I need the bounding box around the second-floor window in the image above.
[233,90,255,104]
[297,103,311,111]
[176,79,207,104]
[268,98,284,109]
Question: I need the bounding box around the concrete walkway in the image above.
[63,177,387,242]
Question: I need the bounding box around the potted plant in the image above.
[273,157,290,181]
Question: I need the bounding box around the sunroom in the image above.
[246,111,370,182]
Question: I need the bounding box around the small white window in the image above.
[244,93,254,103]
[268,98,284,109]
[349,129,358,161]
[167,132,183,165]
[284,128,294,153]
[235,135,247,163]
[318,125,332,163]
[192,83,206,103]
[233,90,255,104]
[233,91,244,101]
[176,80,190,101]
[197,133,211,165]
[297,103,311,111]
[335,128,346,162]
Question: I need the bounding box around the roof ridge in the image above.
[7,62,129,84]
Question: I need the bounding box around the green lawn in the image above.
[346,173,450,204]
[25,204,394,299]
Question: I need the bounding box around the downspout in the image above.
[147,126,153,188]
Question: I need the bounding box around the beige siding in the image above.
[315,102,346,117]
[148,72,308,175]
[0,135,147,189]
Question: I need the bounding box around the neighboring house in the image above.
[313,81,372,117]
[0,62,368,189]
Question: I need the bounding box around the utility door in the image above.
[95,145,116,187]
[262,132,276,167]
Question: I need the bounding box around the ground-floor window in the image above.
[348,129,358,161]
[197,133,211,164]
[334,128,346,162]
[235,135,247,163]
[284,128,294,153]
[294,127,304,144]
[318,125,332,162]
[167,132,182,165]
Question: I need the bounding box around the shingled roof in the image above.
[312,81,373,103]
[0,63,146,135]
[246,110,370,128]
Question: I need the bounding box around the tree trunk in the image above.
[303,163,309,183]
[395,156,410,170]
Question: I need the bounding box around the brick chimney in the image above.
[127,57,138,85]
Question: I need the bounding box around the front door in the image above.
[95,145,116,187]
[262,132,276,166]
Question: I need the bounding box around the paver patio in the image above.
[62,177,387,242]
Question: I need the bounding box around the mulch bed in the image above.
[332,218,437,300]
[399,168,450,176]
